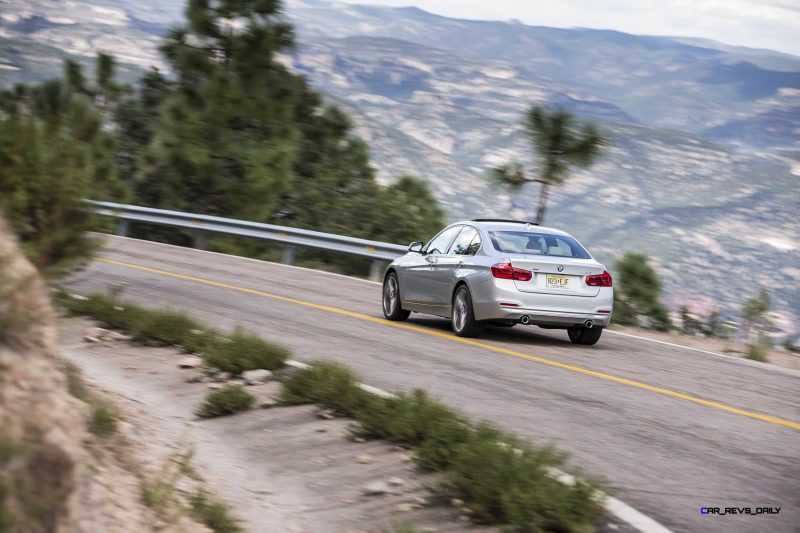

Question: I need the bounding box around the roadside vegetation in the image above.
[612,252,672,331]
[57,292,289,373]
[62,292,605,531]
[281,361,604,532]
[196,386,256,419]
[205,329,290,374]
[189,490,243,533]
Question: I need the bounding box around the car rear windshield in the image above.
[488,231,592,259]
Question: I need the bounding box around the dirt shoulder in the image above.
[58,316,496,533]
[608,325,800,371]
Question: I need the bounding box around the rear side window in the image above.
[488,231,591,259]
[448,226,480,255]
[424,225,462,255]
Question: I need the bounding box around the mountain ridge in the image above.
[1,0,798,331]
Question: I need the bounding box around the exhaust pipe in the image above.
[520,315,531,325]
[584,320,594,329]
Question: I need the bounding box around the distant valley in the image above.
[1,0,799,332]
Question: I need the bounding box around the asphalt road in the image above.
[64,236,800,533]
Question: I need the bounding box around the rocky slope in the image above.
[0,215,200,532]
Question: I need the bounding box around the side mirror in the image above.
[408,241,424,253]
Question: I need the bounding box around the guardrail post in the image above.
[115,219,129,237]
[369,260,384,282]
[281,244,296,265]
[193,230,207,250]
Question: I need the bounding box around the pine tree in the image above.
[612,253,672,331]
[491,106,607,224]
[0,60,127,274]
[136,0,299,221]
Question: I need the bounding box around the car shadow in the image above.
[407,316,579,348]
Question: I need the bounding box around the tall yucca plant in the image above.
[491,106,607,224]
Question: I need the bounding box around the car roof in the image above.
[453,219,570,236]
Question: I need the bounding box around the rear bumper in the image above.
[471,277,613,327]
[488,308,611,327]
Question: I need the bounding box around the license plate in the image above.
[546,274,570,288]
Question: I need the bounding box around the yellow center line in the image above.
[95,256,800,431]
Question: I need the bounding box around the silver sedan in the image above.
[382,219,613,345]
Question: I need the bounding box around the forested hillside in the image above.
[0,0,444,277]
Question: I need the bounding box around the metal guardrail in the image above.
[87,200,408,280]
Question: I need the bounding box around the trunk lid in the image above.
[509,255,604,297]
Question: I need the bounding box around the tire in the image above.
[567,326,603,345]
[452,285,484,337]
[382,272,410,321]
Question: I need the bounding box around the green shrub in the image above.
[204,329,289,374]
[355,389,471,471]
[180,327,220,354]
[190,491,242,533]
[59,292,226,355]
[89,405,117,437]
[196,386,255,418]
[745,342,769,362]
[279,361,375,416]
[445,424,600,531]
[60,293,149,332]
[130,308,205,347]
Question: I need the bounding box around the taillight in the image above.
[585,271,612,287]
[491,262,533,282]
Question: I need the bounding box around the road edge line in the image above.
[286,359,675,533]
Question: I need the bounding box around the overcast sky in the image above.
[336,0,800,56]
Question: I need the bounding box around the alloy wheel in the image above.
[383,276,398,315]
[454,290,468,332]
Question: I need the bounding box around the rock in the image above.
[451,498,465,508]
[250,381,282,407]
[388,477,405,486]
[400,454,412,462]
[70,293,89,300]
[242,369,272,385]
[317,409,336,420]
[177,356,203,369]
[184,373,207,383]
[362,481,389,496]
[85,327,109,342]
[105,330,130,341]
[413,496,428,506]
[352,436,366,443]
[396,503,417,512]
[216,372,232,381]
[459,514,471,523]
[207,383,224,390]
[356,454,373,464]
